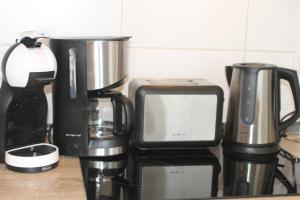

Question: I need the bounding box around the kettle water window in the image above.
[69,48,77,99]
[240,73,257,124]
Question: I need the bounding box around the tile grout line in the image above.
[293,51,300,72]
[243,0,251,62]
[292,51,296,68]
[128,46,295,54]
[120,0,124,35]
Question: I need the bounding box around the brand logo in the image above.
[41,165,52,172]
[171,133,186,137]
[65,133,81,137]
[169,169,185,174]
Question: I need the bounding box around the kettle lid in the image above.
[232,63,277,69]
[231,63,277,74]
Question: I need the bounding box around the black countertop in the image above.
[80,146,300,200]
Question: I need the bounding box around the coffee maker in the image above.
[0,37,57,163]
[80,156,128,200]
[50,37,133,157]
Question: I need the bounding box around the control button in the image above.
[244,117,249,122]
[70,144,80,153]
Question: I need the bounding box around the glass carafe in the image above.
[88,92,133,140]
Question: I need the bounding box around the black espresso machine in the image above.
[0,37,59,172]
[50,37,133,157]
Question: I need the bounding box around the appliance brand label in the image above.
[65,133,81,137]
[41,165,52,172]
[169,170,185,174]
[171,133,187,137]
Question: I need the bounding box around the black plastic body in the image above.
[51,39,89,156]
[132,85,224,150]
[6,162,58,173]
[0,42,52,163]
[51,39,132,157]
[222,140,281,155]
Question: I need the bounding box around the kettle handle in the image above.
[225,66,233,85]
[277,67,300,132]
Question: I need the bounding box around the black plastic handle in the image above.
[112,176,131,200]
[111,94,134,136]
[119,95,134,135]
[277,67,300,132]
[225,66,233,85]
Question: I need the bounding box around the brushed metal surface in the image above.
[86,40,129,90]
[225,69,276,144]
[88,146,125,157]
[224,157,276,196]
[141,166,213,200]
[88,160,125,170]
[143,95,217,141]
[128,78,215,110]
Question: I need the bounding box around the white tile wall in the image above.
[123,0,248,49]
[128,48,243,87]
[247,0,300,51]
[127,48,244,120]
[245,51,295,67]
[0,0,300,123]
[0,0,122,44]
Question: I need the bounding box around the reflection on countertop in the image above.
[80,147,300,200]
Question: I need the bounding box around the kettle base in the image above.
[222,140,280,155]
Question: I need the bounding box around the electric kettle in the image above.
[223,63,300,154]
[223,152,296,196]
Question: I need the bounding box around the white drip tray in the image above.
[5,143,59,173]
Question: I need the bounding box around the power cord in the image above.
[280,111,300,142]
[281,111,296,123]
[278,149,298,193]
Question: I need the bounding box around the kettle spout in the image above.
[225,66,233,85]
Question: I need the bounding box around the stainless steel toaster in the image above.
[128,78,224,149]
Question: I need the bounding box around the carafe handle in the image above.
[112,176,131,200]
[112,94,134,136]
[225,66,233,85]
[277,67,300,133]
[120,95,134,135]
